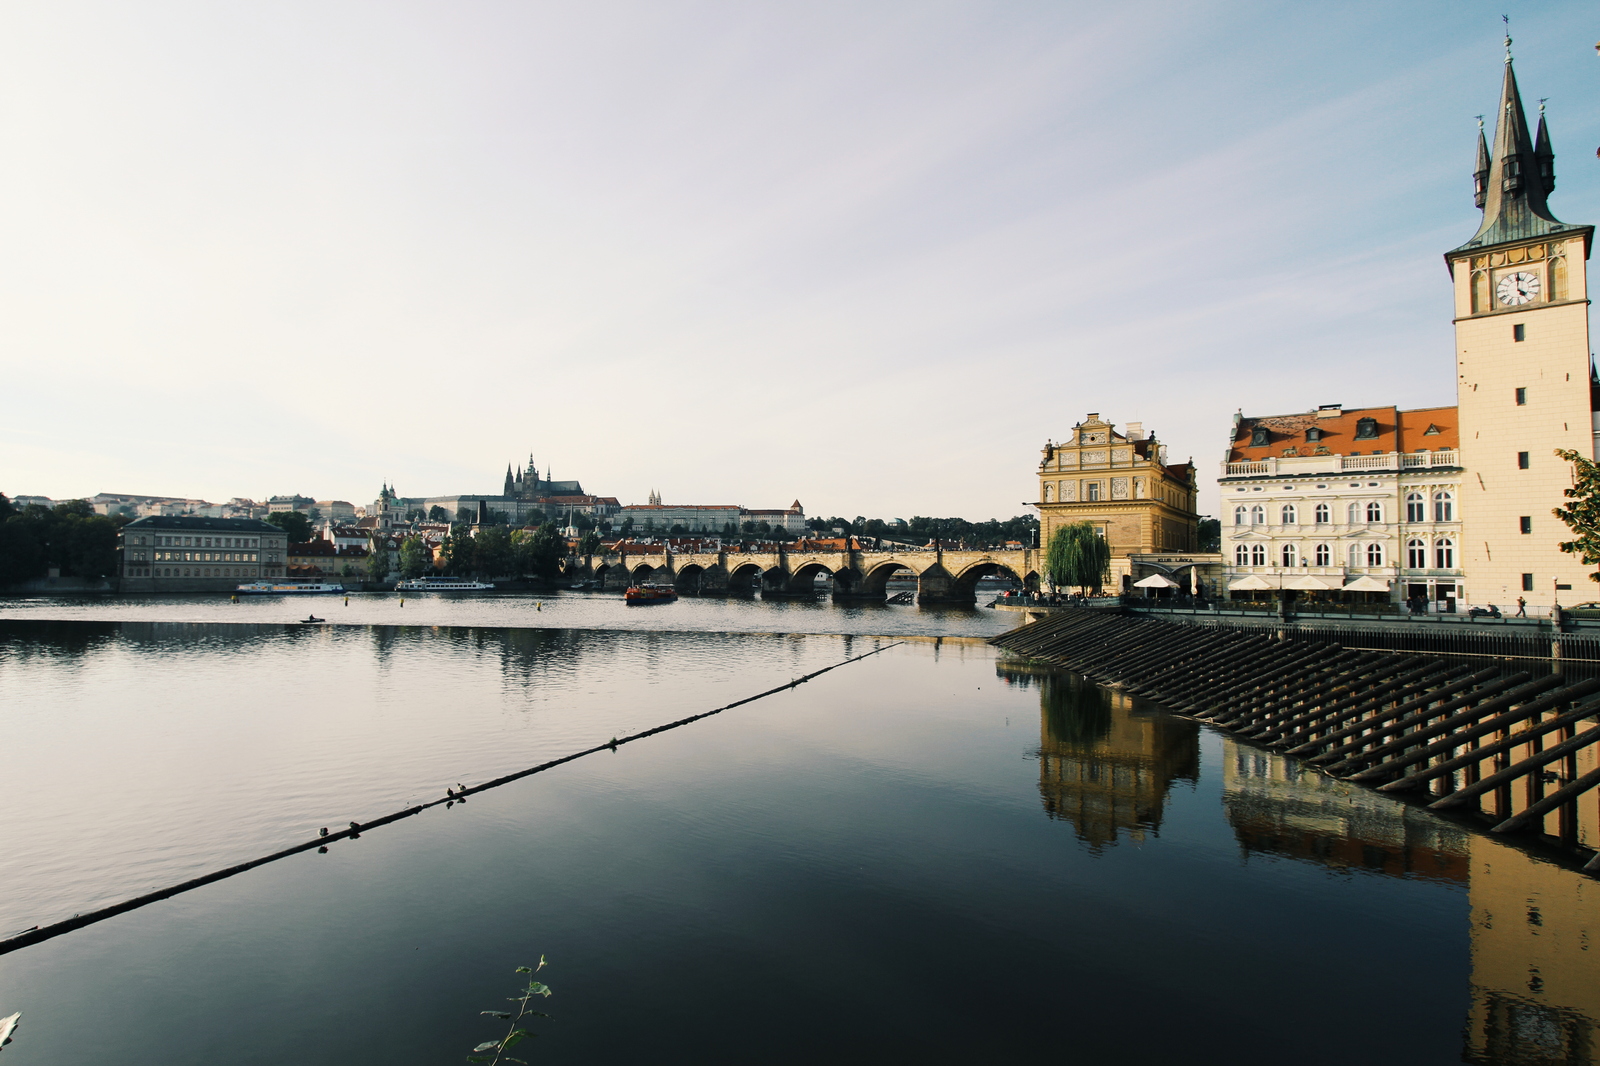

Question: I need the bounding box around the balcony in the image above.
[1223,450,1458,478]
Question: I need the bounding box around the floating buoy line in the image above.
[0,641,904,958]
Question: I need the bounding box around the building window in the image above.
[1405,493,1424,522]
[1515,386,1527,404]
[1522,573,1535,592]
[1347,502,1361,525]
[1280,504,1297,525]
[1235,544,1250,565]
[1087,482,1101,501]
[1433,491,1454,521]
[1434,538,1455,568]
[1281,543,1298,567]
[1305,427,1322,442]
[1366,543,1385,566]
[1366,501,1383,523]
[1520,516,1532,534]
[1250,505,1264,525]
[1513,324,1525,342]
[1250,426,1269,447]
[1407,538,1427,568]
[1249,544,1266,566]
[1314,543,1331,566]
[1348,543,1362,568]
[1354,417,1379,439]
[1234,506,1248,526]
[1518,452,1530,469]
[1314,502,1330,524]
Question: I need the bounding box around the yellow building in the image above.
[1448,48,1595,608]
[1035,413,1200,591]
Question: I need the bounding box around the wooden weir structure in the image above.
[990,609,1600,870]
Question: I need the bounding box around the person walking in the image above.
[1516,596,1527,618]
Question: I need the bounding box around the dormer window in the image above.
[1250,426,1270,447]
[1423,424,1441,436]
[1354,417,1379,440]
[1305,427,1322,442]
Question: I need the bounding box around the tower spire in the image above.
[1450,47,1585,255]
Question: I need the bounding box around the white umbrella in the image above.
[1283,574,1338,591]
[1133,573,1180,588]
[1227,575,1277,591]
[1341,575,1391,592]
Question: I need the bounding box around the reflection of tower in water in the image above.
[1217,739,1600,1063]
[1019,669,1198,849]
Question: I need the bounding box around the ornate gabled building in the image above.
[1034,413,1200,592]
[1447,41,1595,608]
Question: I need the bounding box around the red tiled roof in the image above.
[1228,405,1459,462]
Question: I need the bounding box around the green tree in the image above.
[1554,448,1600,583]
[513,522,565,580]
[619,516,634,536]
[577,530,602,555]
[398,535,431,579]
[474,525,514,577]
[427,505,450,522]
[1046,522,1111,594]
[366,537,392,584]
[265,510,314,543]
[1197,517,1221,552]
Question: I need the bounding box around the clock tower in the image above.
[1448,42,1594,607]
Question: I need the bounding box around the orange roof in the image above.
[1228,404,1458,462]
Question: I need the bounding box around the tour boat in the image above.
[235,582,346,595]
[394,577,495,591]
[624,584,678,605]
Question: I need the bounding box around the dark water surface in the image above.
[1,618,1595,1064]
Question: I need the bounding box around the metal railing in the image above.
[1224,450,1458,478]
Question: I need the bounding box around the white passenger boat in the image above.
[394,577,495,591]
[235,582,346,595]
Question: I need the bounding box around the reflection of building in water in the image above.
[1218,738,1600,1063]
[1221,739,1469,882]
[1024,670,1198,849]
[1464,836,1600,1065]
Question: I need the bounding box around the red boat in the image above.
[624,584,678,605]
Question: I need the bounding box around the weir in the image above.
[991,609,1600,871]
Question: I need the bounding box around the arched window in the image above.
[1043,483,1054,502]
[1250,544,1266,566]
[1435,538,1455,568]
[1366,543,1385,566]
[1281,543,1298,567]
[1354,417,1379,439]
[1348,543,1362,568]
[1405,492,1425,522]
[1234,506,1248,526]
[1366,501,1383,523]
[1315,503,1330,524]
[1235,544,1250,565]
[1433,491,1454,522]
[1250,505,1264,525]
[1281,504,1297,525]
[1250,426,1270,447]
[1314,543,1331,566]
[1406,538,1427,568]
[1347,502,1361,524]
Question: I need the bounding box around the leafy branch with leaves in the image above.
[468,958,552,1065]
[1554,448,1600,584]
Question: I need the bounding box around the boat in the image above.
[394,577,496,591]
[235,582,346,595]
[625,584,678,605]
[300,616,325,624]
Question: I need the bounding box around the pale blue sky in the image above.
[2,1,1596,520]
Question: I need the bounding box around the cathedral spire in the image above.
[504,465,515,496]
[1450,47,1586,255]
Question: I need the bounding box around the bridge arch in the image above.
[860,559,923,597]
[674,563,705,595]
[728,562,762,596]
[948,559,1028,602]
[786,560,836,595]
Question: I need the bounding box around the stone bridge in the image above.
[572,547,1043,605]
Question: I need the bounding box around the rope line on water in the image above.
[0,640,905,958]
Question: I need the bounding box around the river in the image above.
[0,597,1594,1063]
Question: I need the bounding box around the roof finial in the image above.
[1503,14,1511,62]
[1539,97,1547,115]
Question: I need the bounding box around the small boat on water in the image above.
[236,582,346,595]
[394,577,495,591]
[624,584,678,605]
[300,616,325,624]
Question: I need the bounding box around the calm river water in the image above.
[0,598,1595,1064]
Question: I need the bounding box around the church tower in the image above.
[1448,40,1594,607]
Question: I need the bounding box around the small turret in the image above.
[1534,104,1555,194]
[1473,119,1490,208]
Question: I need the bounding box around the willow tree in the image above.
[1045,521,1110,595]
[1554,448,1600,584]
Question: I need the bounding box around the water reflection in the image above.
[1000,666,1199,848]
[1215,735,1600,1065]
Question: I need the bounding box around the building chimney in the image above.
[1317,404,1343,418]
[1125,422,1144,440]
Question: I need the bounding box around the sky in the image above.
[2,1,1597,521]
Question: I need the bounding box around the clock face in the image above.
[1496,270,1541,306]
